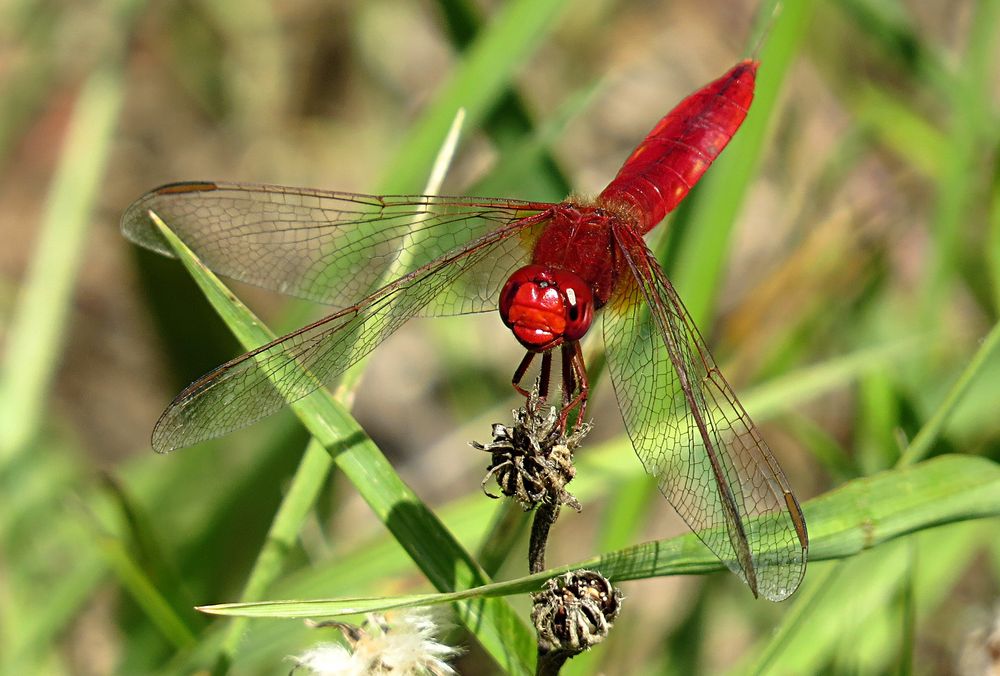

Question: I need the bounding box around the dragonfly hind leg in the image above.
[559,341,588,428]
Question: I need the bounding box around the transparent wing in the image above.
[602,226,808,601]
[151,212,551,452]
[121,181,553,315]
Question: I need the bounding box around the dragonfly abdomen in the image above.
[597,60,757,233]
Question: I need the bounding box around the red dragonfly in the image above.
[122,59,808,601]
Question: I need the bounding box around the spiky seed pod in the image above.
[531,570,623,655]
[471,391,590,511]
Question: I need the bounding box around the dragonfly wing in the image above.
[122,182,552,314]
[152,213,550,452]
[602,226,808,601]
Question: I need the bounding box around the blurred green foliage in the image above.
[1,0,998,674]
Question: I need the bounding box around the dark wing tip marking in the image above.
[154,181,220,195]
[785,491,809,551]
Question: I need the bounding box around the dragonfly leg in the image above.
[512,350,552,401]
[511,351,535,398]
[558,341,589,428]
[539,351,552,400]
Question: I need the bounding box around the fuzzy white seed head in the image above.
[291,608,460,675]
[290,642,363,675]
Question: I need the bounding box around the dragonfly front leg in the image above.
[511,350,552,401]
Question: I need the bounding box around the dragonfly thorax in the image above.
[499,264,595,352]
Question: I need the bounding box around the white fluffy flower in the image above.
[292,642,363,675]
[291,608,460,675]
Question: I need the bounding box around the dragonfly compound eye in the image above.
[500,265,594,350]
[555,271,594,342]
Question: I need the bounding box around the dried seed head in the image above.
[471,390,590,511]
[531,570,623,656]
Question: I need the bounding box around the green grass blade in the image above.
[992,162,1000,311]
[197,454,1000,619]
[852,85,948,180]
[148,214,534,674]
[433,0,572,198]
[378,0,569,193]
[919,0,1000,318]
[97,535,198,649]
[213,108,468,673]
[0,65,123,459]
[175,336,946,668]
[212,439,332,671]
[670,0,815,327]
[898,320,1000,466]
[256,338,935,602]
[740,521,986,674]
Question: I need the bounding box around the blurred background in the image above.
[1,0,999,673]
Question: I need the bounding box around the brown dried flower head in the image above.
[471,391,590,511]
[531,570,623,655]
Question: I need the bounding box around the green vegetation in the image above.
[1,0,998,673]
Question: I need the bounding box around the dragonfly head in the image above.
[499,264,595,351]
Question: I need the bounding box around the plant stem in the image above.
[529,504,559,574]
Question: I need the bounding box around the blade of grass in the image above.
[919,0,1000,319]
[670,0,815,327]
[434,0,572,198]
[149,214,534,674]
[741,520,985,674]
[379,0,569,194]
[0,64,123,459]
[852,85,948,181]
[898,320,1000,466]
[96,534,198,650]
[198,454,1000,618]
[212,109,470,673]
[991,157,1000,312]
[161,332,937,668]
[265,337,937,602]
[896,540,916,676]
[178,337,948,668]
[749,318,1000,669]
